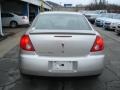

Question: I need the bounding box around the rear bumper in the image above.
[19,54,105,77]
[18,20,29,25]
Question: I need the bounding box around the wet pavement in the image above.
[0,26,120,90]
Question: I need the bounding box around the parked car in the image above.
[103,14,120,30]
[84,13,99,24]
[19,12,105,78]
[1,12,29,28]
[83,10,107,24]
[103,19,119,30]
[95,17,107,27]
[95,13,114,27]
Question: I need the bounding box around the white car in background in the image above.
[95,13,114,27]
[82,11,100,24]
[103,14,120,30]
[1,12,29,28]
[95,17,109,27]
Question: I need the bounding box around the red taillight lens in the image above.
[20,35,35,51]
[90,36,104,52]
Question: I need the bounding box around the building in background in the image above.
[46,1,85,12]
[46,1,63,10]
[0,0,52,36]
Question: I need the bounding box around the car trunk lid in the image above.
[29,30,96,57]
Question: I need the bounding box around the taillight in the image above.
[90,36,104,52]
[20,35,35,51]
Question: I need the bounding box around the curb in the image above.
[0,32,15,41]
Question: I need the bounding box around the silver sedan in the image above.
[19,12,105,77]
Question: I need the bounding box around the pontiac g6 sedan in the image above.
[19,12,105,77]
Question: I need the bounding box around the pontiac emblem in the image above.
[61,43,64,53]
[61,43,64,48]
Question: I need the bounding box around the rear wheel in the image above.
[115,30,120,35]
[93,74,101,77]
[20,72,33,82]
[88,74,101,78]
[116,32,120,36]
[10,21,18,28]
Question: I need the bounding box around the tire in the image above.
[93,74,101,77]
[20,72,33,82]
[88,74,101,78]
[10,21,18,28]
[116,32,120,36]
[115,30,120,35]
[104,28,108,31]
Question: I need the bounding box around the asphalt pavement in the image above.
[0,27,27,57]
[0,26,120,90]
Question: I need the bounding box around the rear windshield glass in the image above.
[32,14,92,30]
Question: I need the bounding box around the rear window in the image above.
[32,14,92,30]
[1,13,14,17]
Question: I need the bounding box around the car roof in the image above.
[40,11,83,15]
